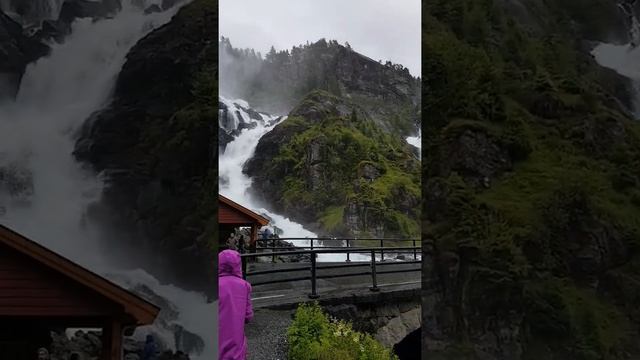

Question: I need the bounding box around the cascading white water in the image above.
[218,96,372,262]
[0,2,215,359]
[592,1,640,117]
[406,129,421,160]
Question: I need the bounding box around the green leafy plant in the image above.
[287,302,399,360]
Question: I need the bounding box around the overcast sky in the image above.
[219,0,421,77]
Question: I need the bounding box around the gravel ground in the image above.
[246,309,293,360]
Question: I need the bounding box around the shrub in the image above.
[287,302,399,360]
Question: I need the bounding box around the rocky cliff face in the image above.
[220,38,421,136]
[423,0,640,358]
[73,0,217,295]
[244,90,420,239]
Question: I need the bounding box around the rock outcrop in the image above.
[321,289,421,349]
[0,10,49,99]
[244,90,420,238]
[220,37,421,136]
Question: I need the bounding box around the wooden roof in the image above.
[219,194,269,226]
[0,224,160,325]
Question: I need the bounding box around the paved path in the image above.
[246,308,292,360]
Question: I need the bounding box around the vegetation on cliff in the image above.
[424,0,640,358]
[245,90,420,239]
[287,302,399,360]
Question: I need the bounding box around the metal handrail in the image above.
[240,247,420,298]
[254,237,420,262]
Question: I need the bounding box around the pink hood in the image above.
[219,249,243,278]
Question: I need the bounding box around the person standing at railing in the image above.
[261,227,271,240]
[219,249,254,360]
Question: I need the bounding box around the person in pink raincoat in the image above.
[219,249,254,360]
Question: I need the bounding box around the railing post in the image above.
[413,238,417,260]
[242,256,247,280]
[370,250,379,292]
[309,251,319,299]
[310,238,314,251]
[380,238,385,262]
[272,237,276,263]
[345,238,351,263]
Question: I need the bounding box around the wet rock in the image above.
[144,4,162,15]
[434,129,512,189]
[374,307,421,348]
[343,198,386,238]
[0,162,34,200]
[358,162,381,181]
[258,238,311,263]
[33,19,65,42]
[161,0,183,11]
[288,91,355,123]
[571,114,628,157]
[0,10,49,99]
[59,0,121,24]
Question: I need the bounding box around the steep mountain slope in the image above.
[220,38,421,137]
[222,38,422,240]
[423,1,640,359]
[73,0,217,295]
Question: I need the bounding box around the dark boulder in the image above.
[162,0,184,10]
[59,0,121,24]
[144,4,162,14]
[433,128,512,189]
[0,10,49,99]
[30,0,123,43]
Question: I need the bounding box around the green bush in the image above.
[287,302,399,360]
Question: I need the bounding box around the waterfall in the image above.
[0,2,215,359]
[218,96,372,262]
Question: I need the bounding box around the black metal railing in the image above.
[254,237,420,263]
[240,246,420,299]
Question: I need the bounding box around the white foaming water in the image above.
[218,96,371,262]
[592,43,640,79]
[0,2,214,359]
[592,3,640,117]
[406,129,421,160]
[106,270,217,360]
[592,43,640,118]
